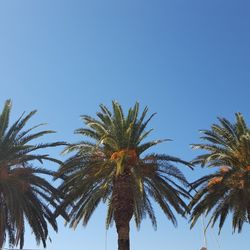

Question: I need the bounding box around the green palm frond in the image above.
[56,101,190,234]
[0,100,64,249]
[189,112,250,233]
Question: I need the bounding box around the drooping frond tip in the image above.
[5,99,12,107]
[0,99,12,137]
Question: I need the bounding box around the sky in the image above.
[0,0,250,250]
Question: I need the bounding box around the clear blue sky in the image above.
[0,0,250,250]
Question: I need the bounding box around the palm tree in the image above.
[189,113,250,233]
[56,101,191,250]
[0,99,64,249]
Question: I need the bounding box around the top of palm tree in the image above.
[57,101,192,232]
[62,101,191,175]
[0,99,64,165]
[65,101,168,153]
[0,99,65,248]
[189,112,250,233]
[191,112,250,169]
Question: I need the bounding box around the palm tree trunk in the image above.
[113,171,133,250]
[0,237,3,250]
[116,222,130,250]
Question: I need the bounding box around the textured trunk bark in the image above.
[113,171,133,250]
[0,166,8,179]
[0,224,4,249]
[117,223,130,250]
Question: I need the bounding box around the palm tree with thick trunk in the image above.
[56,101,191,250]
[189,113,250,233]
[0,99,64,248]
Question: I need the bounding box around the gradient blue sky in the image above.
[0,1,250,250]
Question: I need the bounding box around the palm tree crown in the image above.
[0,99,63,248]
[189,113,250,233]
[57,101,191,250]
